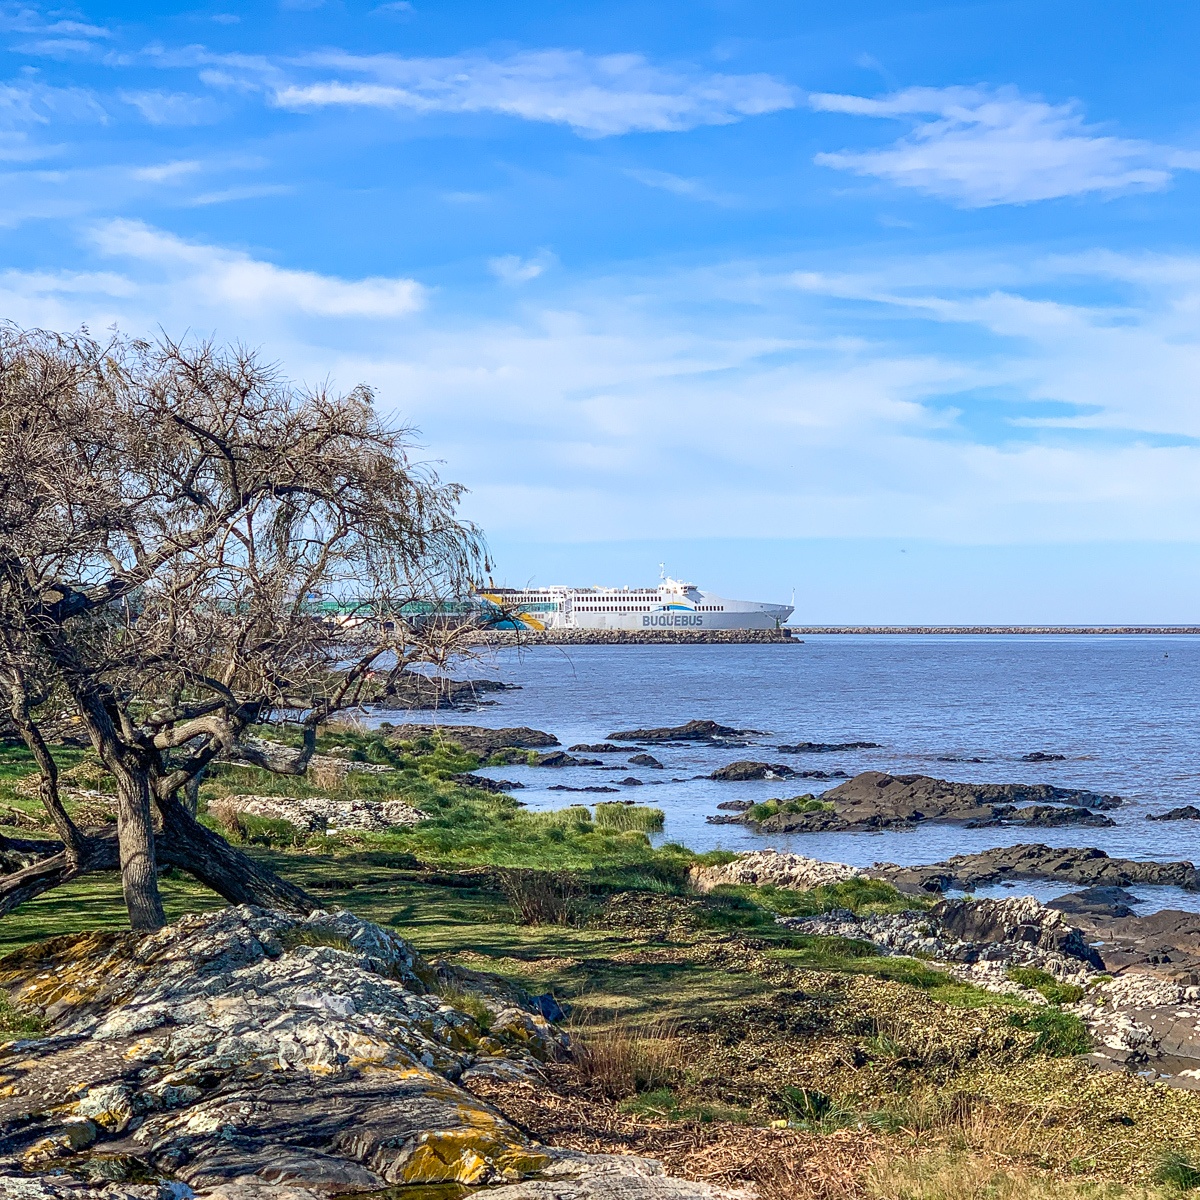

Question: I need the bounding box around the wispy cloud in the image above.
[90,220,425,317]
[624,167,738,204]
[130,159,203,184]
[120,89,222,126]
[489,249,556,284]
[268,49,795,136]
[811,86,1199,206]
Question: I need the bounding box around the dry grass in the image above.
[569,1014,683,1098]
[867,1152,1176,1200]
[465,1066,878,1200]
[207,797,248,840]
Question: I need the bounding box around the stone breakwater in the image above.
[465,629,799,646]
[791,625,1200,634]
[0,908,742,1200]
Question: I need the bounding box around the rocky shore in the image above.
[0,907,740,1200]
[714,770,1121,832]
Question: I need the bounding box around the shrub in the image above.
[497,868,588,925]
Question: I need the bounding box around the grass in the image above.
[593,803,665,833]
[745,796,833,822]
[0,722,1190,1196]
[1007,965,1086,1006]
[1007,1008,1091,1056]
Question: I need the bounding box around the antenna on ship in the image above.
[659,562,666,582]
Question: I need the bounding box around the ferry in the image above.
[477,576,794,632]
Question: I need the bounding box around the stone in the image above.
[606,721,763,744]
[0,908,567,1192]
[451,774,525,793]
[627,755,663,769]
[708,762,796,782]
[534,752,602,768]
[1021,752,1066,762]
[568,745,623,754]
[775,741,880,753]
[385,727,560,756]
[1148,806,1200,821]
[1047,887,1141,918]
[689,850,863,893]
[869,844,1200,894]
[220,795,423,834]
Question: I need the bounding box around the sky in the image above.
[3,1,1200,622]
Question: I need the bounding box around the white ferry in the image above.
[477,577,793,632]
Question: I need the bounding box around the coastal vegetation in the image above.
[0,721,1197,1198]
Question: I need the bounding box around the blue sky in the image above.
[5,1,1200,621]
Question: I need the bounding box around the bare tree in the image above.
[0,326,484,930]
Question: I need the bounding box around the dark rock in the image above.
[822,770,1120,820]
[619,777,644,786]
[385,725,558,756]
[377,672,517,711]
[716,799,754,811]
[547,785,619,794]
[709,761,797,782]
[534,752,602,768]
[529,993,569,1022]
[937,756,988,763]
[727,770,1119,835]
[795,769,848,780]
[1047,886,1141,918]
[628,754,664,769]
[568,743,624,753]
[776,741,880,753]
[980,804,1115,828]
[870,843,1200,894]
[450,773,525,793]
[1148,806,1200,821]
[1021,751,1066,762]
[606,719,764,743]
[931,896,1104,969]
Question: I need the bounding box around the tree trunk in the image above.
[0,836,116,916]
[157,795,320,913]
[112,766,166,931]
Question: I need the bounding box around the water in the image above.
[374,636,1200,913]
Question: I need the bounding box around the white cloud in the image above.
[271,49,795,136]
[8,226,1200,549]
[89,220,425,317]
[120,89,222,125]
[131,159,203,184]
[811,86,1195,206]
[489,250,555,284]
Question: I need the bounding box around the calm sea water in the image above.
[376,636,1200,913]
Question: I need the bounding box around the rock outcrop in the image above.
[219,794,423,833]
[730,771,1119,833]
[606,721,762,744]
[1148,806,1200,821]
[383,726,560,756]
[688,850,863,893]
[0,910,744,1200]
[782,895,1103,991]
[708,761,796,782]
[869,844,1200,894]
[776,741,880,753]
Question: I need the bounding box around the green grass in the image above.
[713,877,925,920]
[745,795,833,822]
[593,803,665,833]
[1008,1008,1091,1056]
[1006,965,1086,1006]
